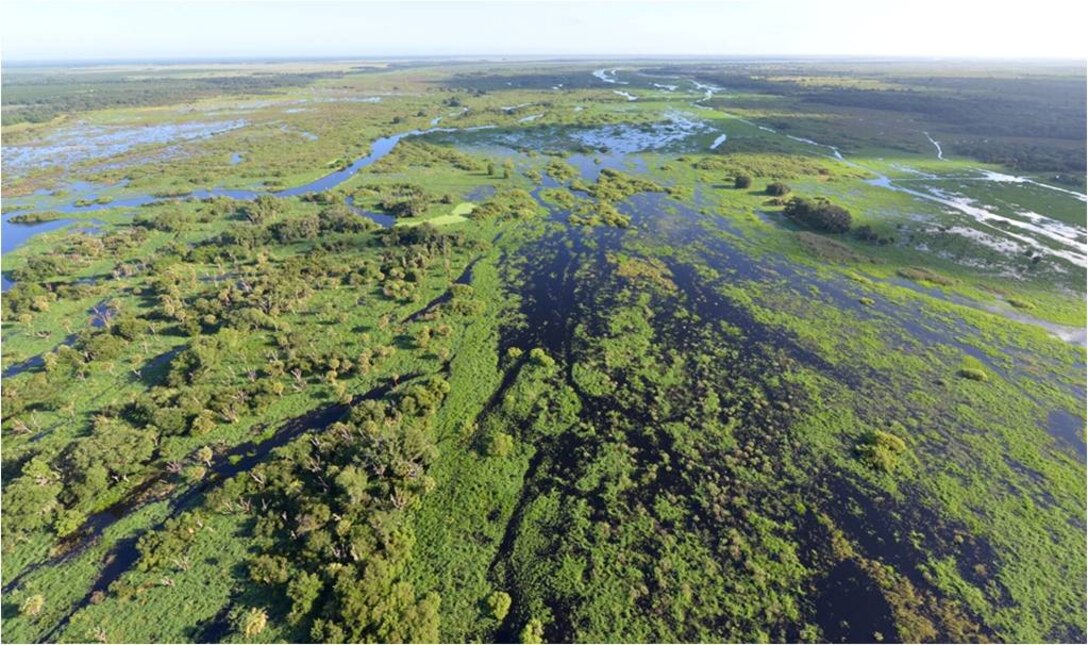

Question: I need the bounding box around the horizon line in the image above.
[4,53,1086,67]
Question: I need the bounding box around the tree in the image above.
[782,196,852,233]
[287,572,325,624]
[242,195,281,226]
[487,162,497,176]
[2,457,63,534]
[196,446,214,467]
[734,174,752,189]
[236,607,268,637]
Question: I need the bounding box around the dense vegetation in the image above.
[783,196,853,233]
[1,67,343,125]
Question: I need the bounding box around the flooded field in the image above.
[1,58,1084,644]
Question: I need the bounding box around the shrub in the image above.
[856,430,909,473]
[20,594,45,617]
[896,266,957,286]
[486,432,514,458]
[783,196,852,233]
[520,618,545,644]
[734,174,753,189]
[233,607,268,638]
[765,182,791,196]
[957,367,989,382]
[529,347,556,367]
[486,590,512,620]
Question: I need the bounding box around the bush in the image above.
[856,430,909,473]
[486,432,514,457]
[529,347,556,367]
[783,196,852,233]
[486,590,512,620]
[20,594,45,617]
[520,618,545,644]
[765,181,791,196]
[232,606,268,638]
[734,174,753,189]
[957,367,989,382]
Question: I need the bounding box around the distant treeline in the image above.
[645,65,1086,174]
[1,71,344,125]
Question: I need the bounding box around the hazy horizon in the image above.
[3,0,1087,62]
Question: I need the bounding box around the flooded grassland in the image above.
[1,61,1084,643]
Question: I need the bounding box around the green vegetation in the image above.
[783,196,853,233]
[2,58,1084,645]
[765,181,791,196]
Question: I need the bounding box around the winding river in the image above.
[1,124,498,264]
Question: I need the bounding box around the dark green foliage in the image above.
[765,181,791,196]
[734,174,753,189]
[1,457,63,535]
[470,189,542,220]
[1,69,342,125]
[242,195,283,225]
[783,196,852,233]
[377,183,433,218]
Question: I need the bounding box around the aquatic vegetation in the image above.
[1,58,1084,645]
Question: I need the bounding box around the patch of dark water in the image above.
[466,184,497,202]
[1,334,77,378]
[813,559,899,643]
[344,196,395,228]
[1045,409,1086,460]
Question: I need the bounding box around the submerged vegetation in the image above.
[1,57,1085,644]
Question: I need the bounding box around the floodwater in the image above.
[6,69,1086,643]
[1,124,498,262]
[2,120,246,173]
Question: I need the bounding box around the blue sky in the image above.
[3,0,1086,62]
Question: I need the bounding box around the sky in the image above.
[2,0,1086,62]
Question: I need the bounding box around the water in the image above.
[1,124,499,265]
[592,68,626,85]
[8,71,1086,642]
[1046,409,1087,459]
[923,131,944,160]
[1,213,104,290]
[2,120,246,173]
